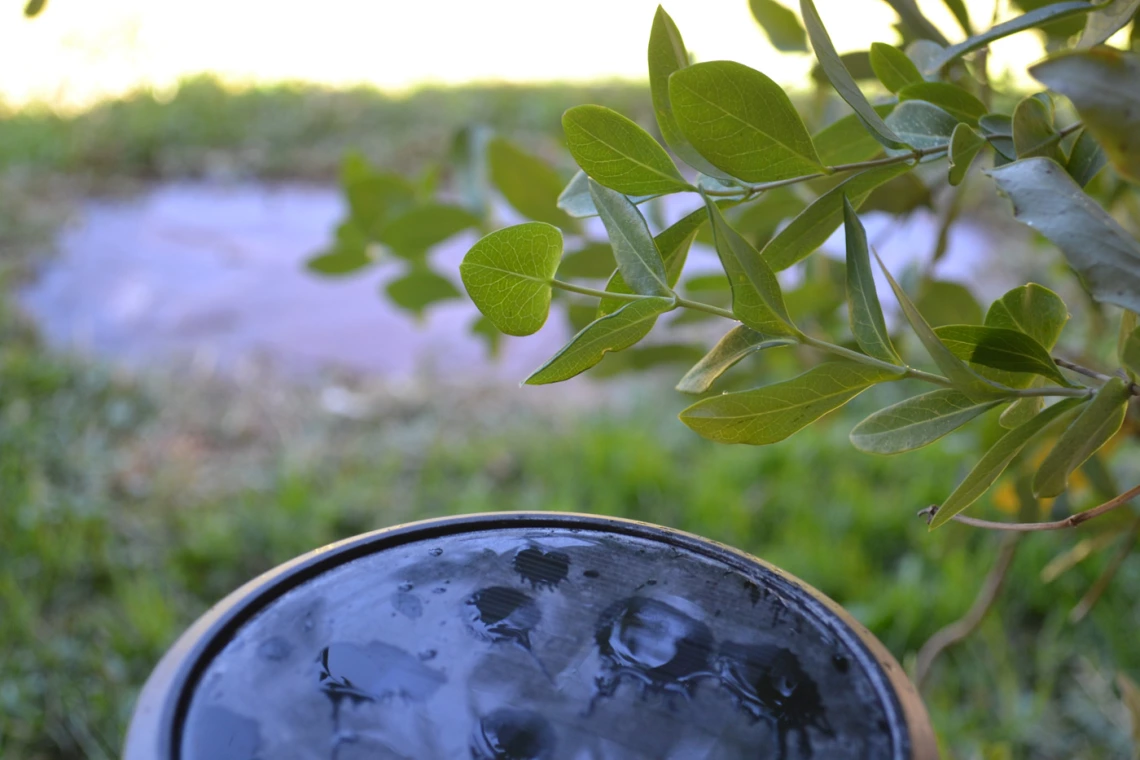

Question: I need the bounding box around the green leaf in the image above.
[988,158,1140,314]
[899,82,987,126]
[880,0,951,45]
[589,180,671,297]
[1012,95,1063,162]
[800,0,907,149]
[922,2,1100,75]
[876,252,1008,400]
[562,105,691,196]
[377,204,479,260]
[488,138,577,229]
[1078,0,1140,48]
[810,51,877,84]
[731,187,806,247]
[1000,396,1044,429]
[385,268,461,316]
[704,197,797,336]
[884,101,958,151]
[850,389,1004,454]
[676,325,796,394]
[916,280,983,327]
[669,60,823,182]
[459,223,563,336]
[843,197,901,364]
[306,221,373,276]
[1033,377,1130,497]
[1066,128,1108,187]
[24,0,46,17]
[861,172,932,215]
[948,123,986,186]
[648,7,729,179]
[812,106,894,165]
[931,397,1087,528]
[680,362,901,445]
[933,325,1071,385]
[986,283,1070,351]
[557,242,615,280]
[1031,49,1140,184]
[763,162,913,271]
[749,0,809,52]
[598,204,708,316]
[979,113,1017,162]
[1121,325,1140,378]
[942,0,973,34]
[471,315,501,356]
[341,154,416,237]
[871,42,923,93]
[555,171,660,218]
[525,296,676,384]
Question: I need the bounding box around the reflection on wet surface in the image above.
[181,527,912,760]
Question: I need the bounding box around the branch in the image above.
[919,483,1140,532]
[1054,356,1140,396]
[1069,516,1140,622]
[915,534,1019,689]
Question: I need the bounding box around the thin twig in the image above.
[1069,516,1140,622]
[1054,356,1140,396]
[915,534,1020,689]
[919,483,1140,532]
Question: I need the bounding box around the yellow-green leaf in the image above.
[377,204,479,261]
[948,123,986,186]
[843,197,901,364]
[488,138,577,229]
[588,180,671,297]
[1033,377,1130,497]
[1122,325,1140,378]
[680,362,901,445]
[749,0,809,52]
[459,223,563,336]
[899,82,987,126]
[933,324,1071,386]
[850,389,1004,454]
[563,105,691,196]
[385,268,462,317]
[676,325,797,394]
[870,42,923,93]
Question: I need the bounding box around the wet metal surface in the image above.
[176,524,921,759]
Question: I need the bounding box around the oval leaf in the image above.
[563,105,691,196]
[488,138,577,229]
[850,389,1003,454]
[988,158,1140,314]
[378,204,479,260]
[884,101,958,151]
[930,397,1087,528]
[459,223,563,336]
[870,42,923,93]
[680,362,901,445]
[1033,377,1130,497]
[813,106,894,166]
[933,324,1071,385]
[985,283,1069,352]
[669,60,823,182]
[843,197,901,364]
[676,325,797,394]
[526,296,676,385]
[385,269,461,317]
[763,162,913,271]
[1012,95,1063,162]
[1031,49,1140,184]
[899,82,986,126]
[1066,128,1107,188]
[800,0,907,149]
[588,180,671,297]
[948,123,986,186]
[750,0,809,52]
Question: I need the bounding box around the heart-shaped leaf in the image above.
[563,105,692,196]
[460,223,563,336]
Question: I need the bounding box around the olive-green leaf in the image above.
[680,362,901,445]
[307,221,373,276]
[880,0,950,45]
[800,0,907,150]
[948,123,986,186]
[988,158,1140,314]
[598,204,710,316]
[850,389,1003,454]
[488,138,577,229]
[985,283,1069,352]
[676,326,797,394]
[589,180,671,298]
[813,106,894,165]
[843,197,901,364]
[341,153,416,237]
[556,171,661,218]
[1077,0,1140,48]
[385,268,461,317]
[557,242,615,280]
[1033,377,1130,497]
[979,113,1017,161]
[563,105,691,196]
[459,223,563,336]
[876,251,1009,400]
[899,82,987,126]
[870,42,923,93]
[669,60,823,182]
[525,296,676,385]
[884,101,958,151]
[24,0,46,18]
[750,0,809,52]
[763,162,913,271]
[1012,95,1063,162]
[704,197,797,336]
[1066,128,1107,187]
[931,397,1086,528]
[377,204,480,260]
[1121,325,1140,378]
[922,1,1099,75]
[916,280,983,327]
[648,7,730,179]
[1031,49,1140,184]
[933,324,1071,385]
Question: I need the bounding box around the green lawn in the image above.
[1,78,1139,759]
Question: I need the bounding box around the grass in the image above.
[1,77,1139,759]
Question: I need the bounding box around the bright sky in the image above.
[0,0,1055,110]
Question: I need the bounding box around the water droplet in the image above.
[470,708,556,760]
[465,587,541,650]
[256,636,292,662]
[317,641,446,706]
[428,547,443,557]
[512,548,570,590]
[398,581,414,592]
[391,591,423,619]
[583,569,600,579]
[431,587,448,595]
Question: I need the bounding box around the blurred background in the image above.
[2,1,1139,758]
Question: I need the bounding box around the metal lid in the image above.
[125,512,938,759]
